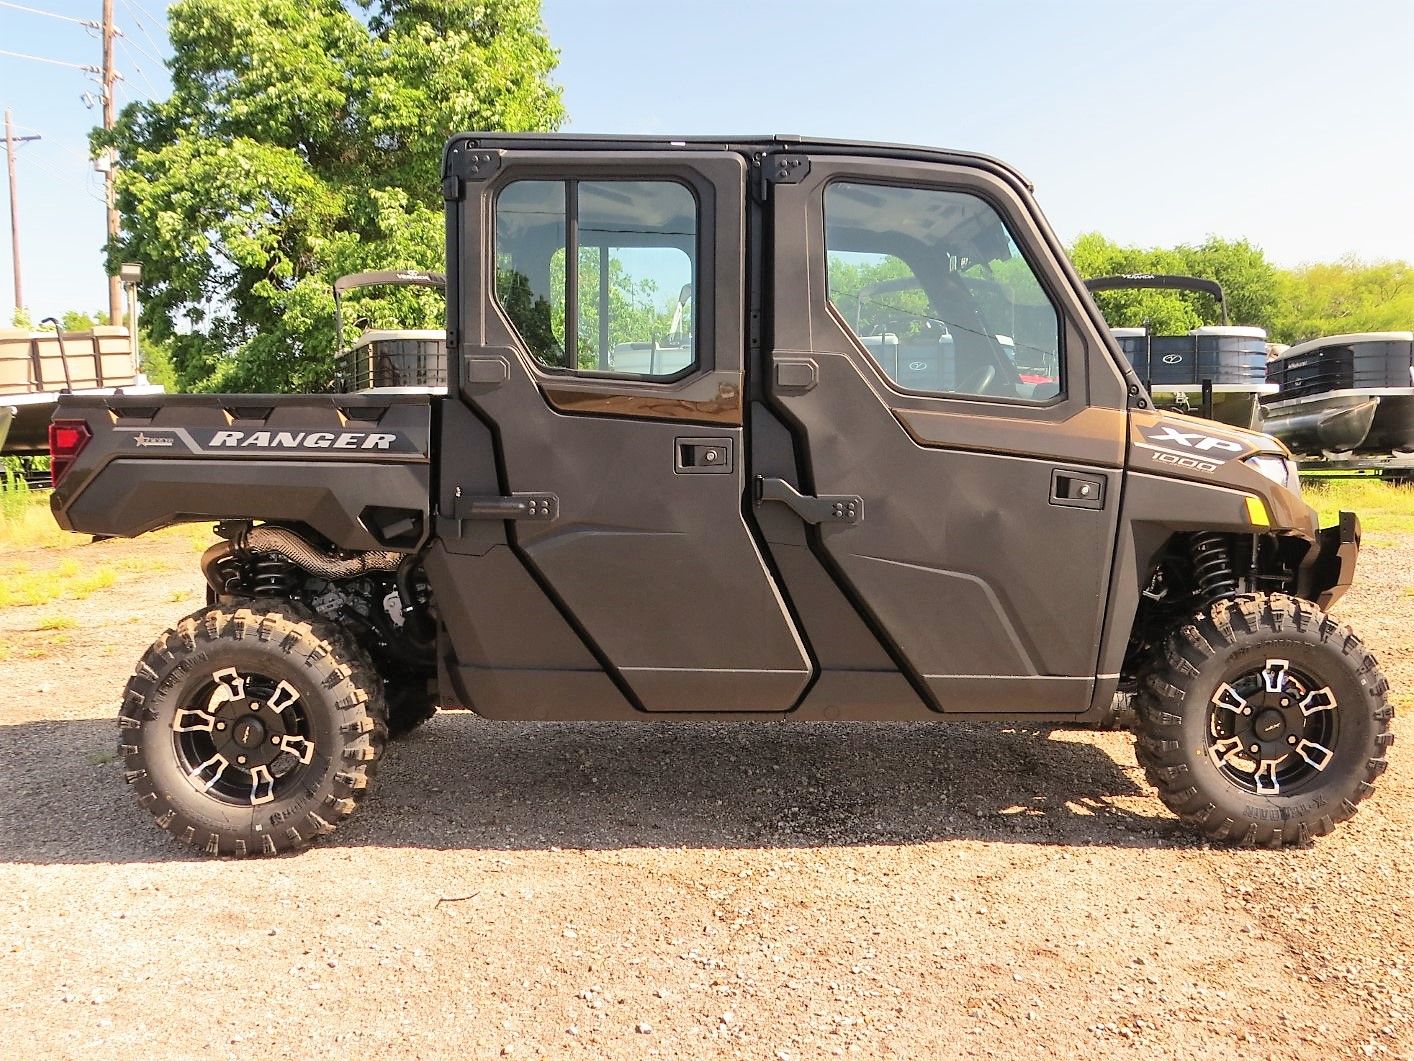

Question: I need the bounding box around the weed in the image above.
[0,563,118,607]
[1304,480,1414,539]
[35,615,76,630]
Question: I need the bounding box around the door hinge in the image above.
[450,490,558,521]
[754,476,862,525]
[445,144,502,183]
[753,152,810,201]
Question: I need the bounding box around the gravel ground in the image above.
[0,528,1410,1059]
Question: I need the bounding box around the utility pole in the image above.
[4,108,41,317]
[101,0,122,325]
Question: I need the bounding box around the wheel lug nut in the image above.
[1242,707,1253,716]
[1287,735,1298,745]
[1250,745,1260,754]
[237,755,247,765]
[216,722,227,731]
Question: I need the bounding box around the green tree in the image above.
[1069,232,1282,335]
[98,0,564,393]
[1269,258,1414,344]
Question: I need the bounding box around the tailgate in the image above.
[50,393,434,551]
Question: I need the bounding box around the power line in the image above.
[118,31,162,68]
[118,40,160,96]
[117,0,167,62]
[0,48,101,73]
[0,0,101,29]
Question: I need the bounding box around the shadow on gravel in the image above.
[0,715,1187,864]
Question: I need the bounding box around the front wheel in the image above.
[1135,594,1393,847]
[118,603,387,856]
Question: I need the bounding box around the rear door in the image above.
[447,146,810,711]
[763,152,1130,713]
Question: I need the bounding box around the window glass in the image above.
[494,179,698,379]
[825,182,1062,402]
[495,181,568,369]
[576,181,696,376]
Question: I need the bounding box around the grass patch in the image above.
[0,485,81,551]
[34,614,76,630]
[1303,479,1414,539]
[0,561,118,607]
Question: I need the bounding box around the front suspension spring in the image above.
[1191,532,1239,604]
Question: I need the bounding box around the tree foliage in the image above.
[1071,234,1409,345]
[1271,258,1414,342]
[98,0,564,392]
[1070,232,1280,335]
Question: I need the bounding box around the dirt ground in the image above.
[0,528,1410,1060]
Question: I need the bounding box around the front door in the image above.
[763,152,1130,712]
[451,148,810,712]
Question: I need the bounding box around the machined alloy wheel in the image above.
[1136,594,1392,847]
[119,604,387,856]
[1205,658,1339,796]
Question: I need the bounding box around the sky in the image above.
[0,0,1411,321]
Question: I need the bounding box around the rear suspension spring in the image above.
[250,553,300,597]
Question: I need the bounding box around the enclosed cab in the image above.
[50,135,1389,857]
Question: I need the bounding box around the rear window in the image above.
[494,179,699,379]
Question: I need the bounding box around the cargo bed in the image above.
[49,392,435,552]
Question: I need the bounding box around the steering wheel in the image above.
[959,363,995,395]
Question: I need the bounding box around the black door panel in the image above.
[764,156,1129,713]
[777,351,1120,689]
[450,150,812,712]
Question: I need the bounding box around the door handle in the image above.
[1050,470,1105,510]
[676,437,733,474]
[754,476,863,525]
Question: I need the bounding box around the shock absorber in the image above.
[250,552,300,597]
[1190,532,1239,604]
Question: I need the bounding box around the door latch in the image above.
[754,476,863,525]
[1050,470,1105,510]
[676,437,733,474]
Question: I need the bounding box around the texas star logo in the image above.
[132,432,176,448]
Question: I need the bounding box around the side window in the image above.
[495,181,568,368]
[495,179,698,379]
[825,182,1062,403]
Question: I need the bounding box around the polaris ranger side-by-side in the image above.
[50,135,1390,856]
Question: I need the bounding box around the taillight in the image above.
[48,419,91,488]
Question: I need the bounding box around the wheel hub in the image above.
[171,668,317,806]
[1253,709,1285,741]
[231,713,268,749]
[1207,658,1339,795]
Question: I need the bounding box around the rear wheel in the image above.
[119,603,387,856]
[1135,594,1392,846]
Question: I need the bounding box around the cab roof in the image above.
[442,133,1034,192]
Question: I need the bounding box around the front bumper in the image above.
[1302,510,1361,610]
